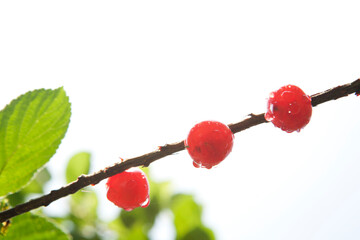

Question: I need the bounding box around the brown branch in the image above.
[310,79,360,106]
[1,78,359,222]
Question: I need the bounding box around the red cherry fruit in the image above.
[185,121,234,169]
[106,168,150,211]
[265,85,312,133]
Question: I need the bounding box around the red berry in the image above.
[265,85,312,133]
[106,168,150,211]
[185,121,234,169]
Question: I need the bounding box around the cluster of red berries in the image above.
[185,84,312,169]
[106,84,312,210]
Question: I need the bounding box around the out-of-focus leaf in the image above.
[70,190,98,222]
[0,87,71,196]
[170,194,202,239]
[149,179,172,210]
[1,213,70,240]
[54,190,101,240]
[60,152,102,240]
[182,226,215,240]
[0,199,9,212]
[142,166,172,210]
[122,223,148,240]
[0,199,10,236]
[7,168,51,206]
[119,195,160,231]
[109,218,148,240]
[66,152,91,184]
[24,167,51,193]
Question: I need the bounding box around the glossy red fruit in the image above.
[185,121,234,169]
[265,85,312,133]
[106,168,150,211]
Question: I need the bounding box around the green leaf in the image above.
[66,152,91,183]
[120,223,148,240]
[182,226,215,240]
[0,199,10,236]
[7,167,51,207]
[171,194,216,240]
[119,194,160,232]
[0,87,71,196]
[109,218,149,240]
[1,213,70,240]
[24,167,51,194]
[65,190,100,239]
[70,190,98,222]
[170,194,203,239]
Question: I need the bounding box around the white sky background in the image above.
[1,1,360,239]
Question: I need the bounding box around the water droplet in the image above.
[193,161,201,168]
[264,112,274,121]
[141,197,150,208]
[270,103,274,112]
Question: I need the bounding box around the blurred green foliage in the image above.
[7,168,51,207]
[66,152,91,184]
[5,152,215,240]
[0,88,216,239]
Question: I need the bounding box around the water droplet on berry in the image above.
[265,111,274,121]
[141,197,150,208]
[193,161,201,168]
[269,103,274,112]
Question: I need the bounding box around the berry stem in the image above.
[0,78,359,222]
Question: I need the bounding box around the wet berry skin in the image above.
[106,168,150,211]
[185,121,234,169]
[265,85,312,133]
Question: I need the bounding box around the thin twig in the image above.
[0,78,359,222]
